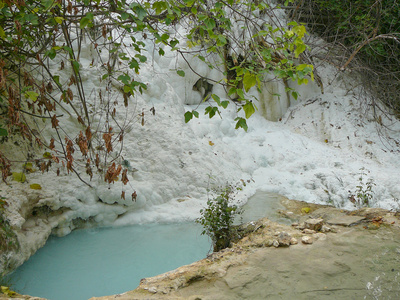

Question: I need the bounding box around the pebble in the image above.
[304,218,324,231]
[302,236,313,244]
[321,225,331,232]
[278,232,292,246]
[148,287,157,294]
[314,232,327,241]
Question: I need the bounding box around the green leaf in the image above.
[121,12,130,21]
[63,46,73,56]
[0,26,5,39]
[135,54,147,63]
[117,74,131,84]
[177,70,185,77]
[204,18,216,30]
[30,184,42,190]
[134,6,147,21]
[43,152,52,159]
[72,60,80,73]
[205,106,219,118]
[12,172,26,183]
[54,17,64,24]
[153,1,168,14]
[243,101,256,119]
[46,48,57,60]
[193,111,199,118]
[235,117,248,131]
[79,13,94,29]
[293,25,307,38]
[53,75,60,86]
[236,89,244,99]
[129,58,139,72]
[0,127,8,136]
[24,14,39,25]
[170,39,179,49]
[221,101,229,109]
[211,94,221,105]
[243,72,257,92]
[25,91,39,102]
[184,111,193,123]
[158,48,165,56]
[294,42,306,58]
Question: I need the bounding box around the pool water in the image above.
[8,222,210,300]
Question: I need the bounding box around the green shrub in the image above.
[348,168,375,208]
[196,183,243,252]
[287,0,400,115]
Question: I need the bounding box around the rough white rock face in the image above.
[1,183,61,274]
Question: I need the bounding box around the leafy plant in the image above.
[196,182,243,252]
[287,0,400,116]
[348,168,376,208]
[0,0,313,193]
[183,1,314,130]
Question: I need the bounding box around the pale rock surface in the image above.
[304,218,324,231]
[301,235,314,244]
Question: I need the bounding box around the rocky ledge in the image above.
[2,198,400,300]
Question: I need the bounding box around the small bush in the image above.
[348,168,375,208]
[196,183,243,252]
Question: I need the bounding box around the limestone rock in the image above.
[321,224,331,232]
[277,231,291,247]
[327,215,365,226]
[304,218,324,231]
[314,232,327,241]
[301,236,313,244]
[303,229,316,234]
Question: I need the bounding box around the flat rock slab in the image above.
[326,215,365,226]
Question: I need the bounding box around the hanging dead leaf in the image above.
[85,126,92,141]
[46,81,53,93]
[77,116,84,125]
[95,153,100,169]
[49,138,55,150]
[77,131,88,156]
[132,191,137,202]
[104,162,122,184]
[103,132,113,153]
[121,169,129,185]
[51,114,59,128]
[102,24,107,38]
